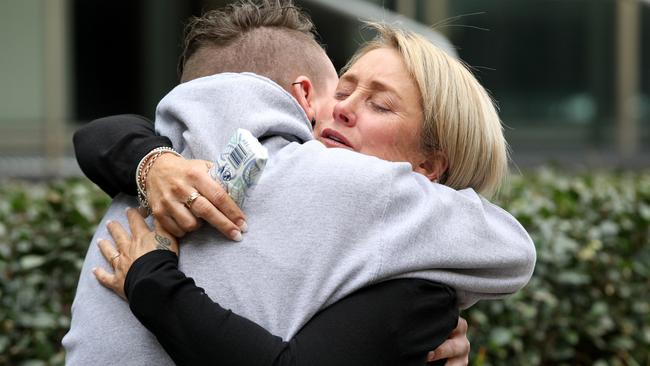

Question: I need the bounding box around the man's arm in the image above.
[73,115,171,197]
[125,250,458,366]
[373,159,536,307]
[284,144,536,308]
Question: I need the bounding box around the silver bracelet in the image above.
[136,147,181,211]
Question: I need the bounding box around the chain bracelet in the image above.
[135,147,181,212]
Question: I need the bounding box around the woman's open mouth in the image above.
[320,128,354,150]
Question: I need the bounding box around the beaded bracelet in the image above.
[136,146,182,211]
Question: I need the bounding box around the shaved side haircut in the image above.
[179,0,332,90]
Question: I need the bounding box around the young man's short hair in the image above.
[179,0,331,89]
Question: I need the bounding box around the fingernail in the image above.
[427,351,437,362]
[231,230,243,242]
[237,220,248,233]
[106,220,112,227]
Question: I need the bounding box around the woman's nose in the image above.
[333,98,357,127]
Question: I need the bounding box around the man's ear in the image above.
[414,150,449,183]
[290,76,316,121]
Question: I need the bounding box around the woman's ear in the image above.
[290,76,316,121]
[414,151,449,183]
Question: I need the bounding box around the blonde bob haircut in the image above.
[343,23,509,198]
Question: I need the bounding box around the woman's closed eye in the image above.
[370,101,392,113]
[334,91,350,100]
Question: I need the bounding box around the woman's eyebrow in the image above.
[339,73,403,102]
[339,73,357,84]
[369,80,402,101]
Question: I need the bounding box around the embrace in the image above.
[64,1,536,365]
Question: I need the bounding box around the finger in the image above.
[427,317,469,362]
[92,267,126,300]
[445,357,469,366]
[92,267,116,289]
[126,207,151,238]
[446,316,468,338]
[427,337,470,362]
[189,196,242,241]
[456,317,468,334]
[192,172,247,230]
[157,214,187,238]
[97,239,119,265]
[106,220,131,246]
[427,350,434,362]
[167,200,201,233]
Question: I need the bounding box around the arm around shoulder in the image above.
[371,163,536,308]
[125,250,459,366]
[73,114,172,197]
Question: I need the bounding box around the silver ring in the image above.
[184,191,202,209]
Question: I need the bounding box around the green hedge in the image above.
[0,179,109,366]
[0,169,648,365]
[468,169,650,365]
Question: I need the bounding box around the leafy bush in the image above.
[0,169,648,365]
[467,168,650,365]
[0,179,109,366]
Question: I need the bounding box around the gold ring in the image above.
[184,191,202,209]
[110,252,121,266]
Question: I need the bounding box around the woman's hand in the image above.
[146,153,246,240]
[93,208,179,299]
[427,317,470,365]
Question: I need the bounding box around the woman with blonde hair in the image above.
[325,22,507,198]
[73,6,533,365]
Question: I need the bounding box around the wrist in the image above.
[136,147,181,211]
[124,250,179,302]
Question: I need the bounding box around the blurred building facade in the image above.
[0,0,648,178]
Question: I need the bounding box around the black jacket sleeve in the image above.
[73,114,172,197]
[125,250,459,366]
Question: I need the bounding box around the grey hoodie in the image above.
[64,73,535,365]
